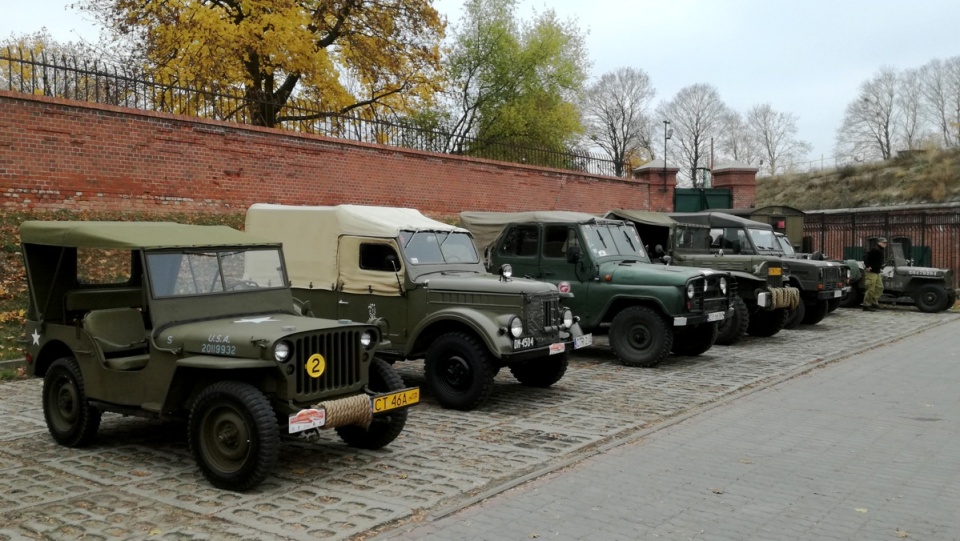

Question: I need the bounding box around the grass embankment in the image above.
[0,210,243,364]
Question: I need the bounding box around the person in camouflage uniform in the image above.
[862,238,887,311]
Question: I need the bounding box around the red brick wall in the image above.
[0,91,650,219]
[711,169,757,209]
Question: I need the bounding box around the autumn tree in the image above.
[82,0,445,127]
[836,67,898,161]
[746,103,811,176]
[581,67,656,177]
[921,56,960,148]
[716,110,761,168]
[437,0,588,158]
[656,83,729,187]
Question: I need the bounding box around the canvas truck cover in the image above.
[603,210,678,228]
[458,210,614,252]
[246,204,467,292]
[20,221,272,250]
[668,212,773,231]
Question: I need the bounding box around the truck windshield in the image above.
[579,223,649,261]
[776,235,796,256]
[746,228,779,252]
[399,230,480,265]
[147,248,287,297]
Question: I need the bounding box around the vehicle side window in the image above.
[77,248,132,285]
[499,225,540,257]
[360,243,401,272]
[543,225,575,258]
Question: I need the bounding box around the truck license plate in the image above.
[574,333,593,349]
[707,311,725,322]
[833,290,842,298]
[373,388,420,413]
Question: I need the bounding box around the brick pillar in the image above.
[711,161,759,208]
[633,159,679,212]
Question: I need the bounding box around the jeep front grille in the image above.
[293,331,363,396]
[524,293,561,336]
[822,267,841,291]
[687,276,728,314]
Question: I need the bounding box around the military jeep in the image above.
[20,221,418,491]
[773,232,850,326]
[843,238,957,312]
[245,204,586,412]
[606,210,799,344]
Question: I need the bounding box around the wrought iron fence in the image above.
[803,204,960,287]
[1,46,618,176]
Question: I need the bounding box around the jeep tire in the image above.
[609,306,672,367]
[716,294,749,346]
[425,332,496,410]
[43,356,101,447]
[336,358,408,449]
[802,300,829,325]
[783,300,805,330]
[915,283,950,313]
[671,322,718,356]
[189,381,280,492]
[510,353,568,387]
[747,307,788,337]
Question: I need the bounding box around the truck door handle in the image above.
[338,300,349,305]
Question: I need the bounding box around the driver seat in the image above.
[82,308,150,370]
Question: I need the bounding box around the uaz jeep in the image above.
[459,211,732,367]
[21,221,417,491]
[245,204,586,411]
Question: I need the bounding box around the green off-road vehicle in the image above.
[605,210,799,344]
[245,204,587,411]
[842,238,957,312]
[20,221,418,491]
[773,232,850,327]
[459,211,732,368]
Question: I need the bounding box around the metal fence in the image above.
[803,204,960,287]
[0,46,619,176]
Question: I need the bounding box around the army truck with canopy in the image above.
[21,221,417,491]
[605,210,799,344]
[459,211,732,368]
[245,204,585,412]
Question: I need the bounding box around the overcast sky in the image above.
[3,0,959,166]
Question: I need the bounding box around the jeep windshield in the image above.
[889,243,910,267]
[775,234,796,256]
[746,228,780,253]
[399,230,480,265]
[580,223,649,262]
[146,247,287,298]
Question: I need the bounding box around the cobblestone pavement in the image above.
[0,307,956,540]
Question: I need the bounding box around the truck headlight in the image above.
[561,308,574,329]
[509,316,523,338]
[360,330,376,349]
[686,283,696,299]
[719,277,728,294]
[274,341,292,362]
[500,264,513,279]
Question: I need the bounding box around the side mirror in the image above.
[385,254,400,272]
[661,255,673,266]
[566,245,581,264]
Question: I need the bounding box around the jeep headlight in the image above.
[561,308,574,329]
[508,315,523,338]
[719,277,728,294]
[360,330,376,349]
[274,341,292,362]
[500,264,513,279]
[686,283,696,299]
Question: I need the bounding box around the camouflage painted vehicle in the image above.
[245,204,586,411]
[842,237,957,312]
[606,210,799,344]
[459,211,732,368]
[20,221,417,491]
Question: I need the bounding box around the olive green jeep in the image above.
[20,221,418,491]
[245,204,587,412]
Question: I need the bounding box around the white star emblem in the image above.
[31,329,41,345]
[233,317,278,324]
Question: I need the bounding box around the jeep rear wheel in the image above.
[783,300,805,330]
[802,300,829,325]
[336,358,408,449]
[189,381,279,491]
[671,322,718,356]
[609,306,672,367]
[915,283,950,313]
[716,294,749,346]
[43,356,101,447]
[839,288,863,308]
[425,332,496,410]
[747,307,788,337]
[510,353,568,387]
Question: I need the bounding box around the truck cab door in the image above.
[495,224,542,279]
[336,236,407,347]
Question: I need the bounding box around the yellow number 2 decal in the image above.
[306,353,326,378]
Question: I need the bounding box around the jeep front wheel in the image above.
[43,356,101,447]
[783,300,806,330]
[747,307,788,337]
[715,294,749,346]
[425,332,496,410]
[510,353,568,387]
[189,381,280,491]
[802,300,829,325]
[337,358,408,449]
[915,283,950,313]
[609,306,672,367]
[671,322,718,356]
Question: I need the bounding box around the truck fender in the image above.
[407,308,508,360]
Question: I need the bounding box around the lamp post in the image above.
[662,120,673,192]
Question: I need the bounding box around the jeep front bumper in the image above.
[673,310,726,326]
[287,387,420,433]
[757,286,801,310]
